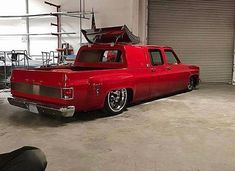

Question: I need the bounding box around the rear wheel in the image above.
[187,77,194,91]
[103,88,128,115]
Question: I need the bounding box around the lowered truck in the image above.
[8,25,199,117]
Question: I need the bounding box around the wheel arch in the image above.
[88,73,135,109]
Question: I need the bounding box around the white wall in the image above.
[0,0,26,51]
[0,0,147,56]
[61,0,135,53]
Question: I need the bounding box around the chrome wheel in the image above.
[188,77,194,91]
[107,88,128,113]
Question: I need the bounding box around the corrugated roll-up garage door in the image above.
[148,0,235,83]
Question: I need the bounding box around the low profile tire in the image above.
[103,88,128,115]
[187,77,194,91]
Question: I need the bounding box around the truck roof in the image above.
[81,43,172,50]
[133,44,172,49]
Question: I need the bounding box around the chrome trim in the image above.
[8,97,75,117]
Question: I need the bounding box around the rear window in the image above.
[79,49,123,63]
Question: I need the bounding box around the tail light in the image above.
[61,88,74,100]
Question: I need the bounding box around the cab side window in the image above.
[165,50,180,64]
[149,49,164,66]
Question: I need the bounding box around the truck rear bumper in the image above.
[8,97,75,117]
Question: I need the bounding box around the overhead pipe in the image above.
[0,12,91,19]
[0,32,77,36]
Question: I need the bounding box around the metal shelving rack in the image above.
[0,0,92,55]
[0,50,30,88]
[0,0,92,89]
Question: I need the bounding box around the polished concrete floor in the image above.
[0,83,235,171]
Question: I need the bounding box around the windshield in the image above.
[78,49,123,63]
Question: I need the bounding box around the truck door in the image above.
[148,49,170,97]
[164,50,189,92]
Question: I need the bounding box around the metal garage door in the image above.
[148,0,235,83]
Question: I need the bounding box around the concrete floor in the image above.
[0,83,235,171]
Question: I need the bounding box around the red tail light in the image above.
[61,88,74,100]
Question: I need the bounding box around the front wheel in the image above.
[103,88,128,115]
[187,77,194,91]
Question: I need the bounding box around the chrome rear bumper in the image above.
[8,97,75,117]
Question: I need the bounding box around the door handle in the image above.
[151,68,156,72]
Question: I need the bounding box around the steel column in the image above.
[233,33,235,85]
[80,0,82,45]
[25,0,30,55]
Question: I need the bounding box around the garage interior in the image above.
[0,0,235,171]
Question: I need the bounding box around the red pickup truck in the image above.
[8,26,199,117]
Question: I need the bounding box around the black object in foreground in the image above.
[0,146,47,171]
